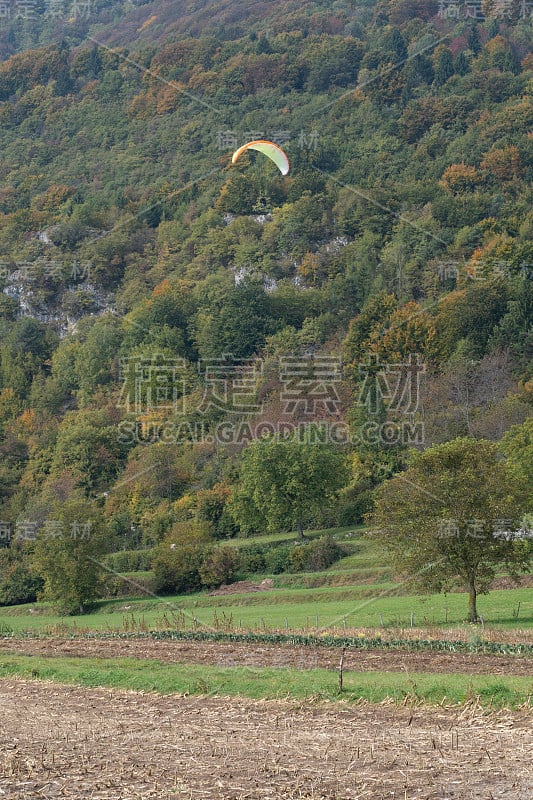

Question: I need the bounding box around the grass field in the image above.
[0,586,530,635]
[221,526,366,548]
[0,528,530,638]
[0,654,531,708]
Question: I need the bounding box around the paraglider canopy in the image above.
[231,140,290,175]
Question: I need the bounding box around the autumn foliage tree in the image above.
[480,146,523,181]
[440,164,481,195]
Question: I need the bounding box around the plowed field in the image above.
[0,679,532,799]
[0,635,532,675]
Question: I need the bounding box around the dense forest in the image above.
[0,0,531,610]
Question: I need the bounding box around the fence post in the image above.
[338,647,345,693]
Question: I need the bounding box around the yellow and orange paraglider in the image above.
[231,140,290,175]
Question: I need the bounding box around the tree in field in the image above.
[32,500,108,614]
[369,438,530,622]
[230,435,348,539]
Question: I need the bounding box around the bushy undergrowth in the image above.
[0,560,43,606]
[103,549,154,573]
[147,534,348,594]
[238,536,345,577]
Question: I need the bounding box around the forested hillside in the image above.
[0,0,531,610]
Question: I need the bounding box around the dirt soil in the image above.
[0,679,531,799]
[0,636,533,676]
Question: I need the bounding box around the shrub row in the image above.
[152,535,347,595]
[103,549,154,573]
[101,572,157,598]
[238,536,345,576]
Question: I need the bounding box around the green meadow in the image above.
[0,655,531,709]
[0,586,530,635]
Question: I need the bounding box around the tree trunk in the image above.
[467,577,477,623]
[296,519,304,540]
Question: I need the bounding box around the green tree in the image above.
[382,28,407,62]
[1,318,58,401]
[467,25,481,55]
[152,520,212,594]
[263,193,332,260]
[0,545,43,606]
[196,483,236,539]
[50,408,128,496]
[199,545,239,588]
[433,46,454,86]
[490,275,533,374]
[195,278,278,359]
[342,291,397,373]
[231,435,348,539]
[453,51,470,76]
[434,279,510,360]
[369,438,530,622]
[305,37,362,91]
[32,500,108,614]
[501,418,533,511]
[73,315,124,402]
